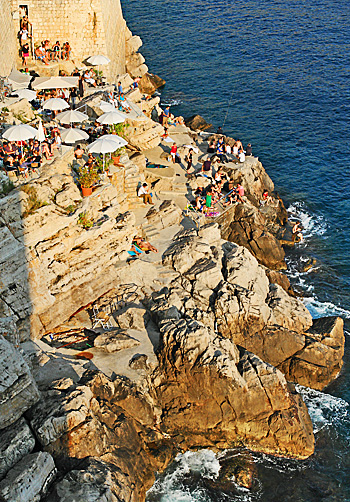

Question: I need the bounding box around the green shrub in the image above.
[0,179,15,195]
[21,185,48,217]
[78,211,94,229]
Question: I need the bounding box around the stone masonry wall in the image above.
[0,0,17,76]
[10,0,126,80]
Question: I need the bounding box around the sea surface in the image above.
[121,1,350,500]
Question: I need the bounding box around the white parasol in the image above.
[97,109,126,125]
[56,109,88,124]
[3,124,37,141]
[60,128,89,144]
[42,97,70,111]
[87,55,110,66]
[15,88,37,101]
[7,68,31,90]
[99,100,115,113]
[32,76,78,90]
[35,120,46,142]
[88,134,128,171]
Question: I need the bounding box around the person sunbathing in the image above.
[133,237,158,253]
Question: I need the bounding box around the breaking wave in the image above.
[296,385,349,434]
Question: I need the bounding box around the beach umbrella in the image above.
[87,55,110,66]
[56,109,88,124]
[36,120,46,142]
[32,76,78,90]
[15,88,37,101]
[88,135,126,171]
[97,109,126,125]
[3,124,38,157]
[3,124,37,141]
[99,100,115,113]
[42,97,70,111]
[60,127,89,144]
[7,68,31,90]
[100,134,128,148]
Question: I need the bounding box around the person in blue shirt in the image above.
[117,81,123,95]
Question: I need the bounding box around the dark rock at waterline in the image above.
[265,268,296,296]
[138,72,165,94]
[185,114,212,131]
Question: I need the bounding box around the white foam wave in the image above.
[296,385,349,434]
[303,296,350,319]
[288,201,328,238]
[147,450,221,502]
[160,98,183,106]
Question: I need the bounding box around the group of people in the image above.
[33,41,71,66]
[0,126,62,177]
[207,136,252,163]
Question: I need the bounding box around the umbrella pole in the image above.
[103,152,105,172]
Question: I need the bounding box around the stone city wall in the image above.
[9,0,127,80]
[0,0,17,76]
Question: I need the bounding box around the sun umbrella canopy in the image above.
[88,136,124,154]
[97,109,126,125]
[56,109,89,124]
[87,55,111,66]
[42,98,70,111]
[32,76,78,90]
[60,128,89,144]
[100,134,128,148]
[36,120,46,142]
[7,69,31,90]
[99,100,115,113]
[15,88,37,101]
[3,124,38,141]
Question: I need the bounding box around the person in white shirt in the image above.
[225,143,231,155]
[138,183,153,204]
[239,150,246,163]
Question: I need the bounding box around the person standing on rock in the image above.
[186,148,193,174]
[236,183,245,202]
[117,81,123,95]
[78,74,84,99]
[163,106,170,126]
[170,143,177,163]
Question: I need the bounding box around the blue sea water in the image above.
[121,0,350,499]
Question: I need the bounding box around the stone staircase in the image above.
[152,263,180,287]
[140,222,160,240]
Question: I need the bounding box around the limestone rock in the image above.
[0,417,36,479]
[219,202,286,270]
[265,268,295,296]
[0,335,40,430]
[55,183,82,207]
[129,354,149,370]
[224,244,269,300]
[116,306,148,331]
[145,199,182,231]
[267,284,313,333]
[279,316,345,390]
[94,330,141,353]
[124,115,162,150]
[151,317,314,458]
[125,35,143,56]
[162,236,215,275]
[0,452,56,502]
[185,115,212,131]
[27,385,93,446]
[6,98,35,122]
[138,72,166,95]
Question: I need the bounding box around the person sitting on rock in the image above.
[239,149,246,163]
[246,143,253,156]
[74,145,84,160]
[201,157,212,175]
[118,93,131,112]
[138,182,153,205]
[292,221,303,242]
[207,139,216,153]
[236,183,245,203]
[260,189,273,205]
